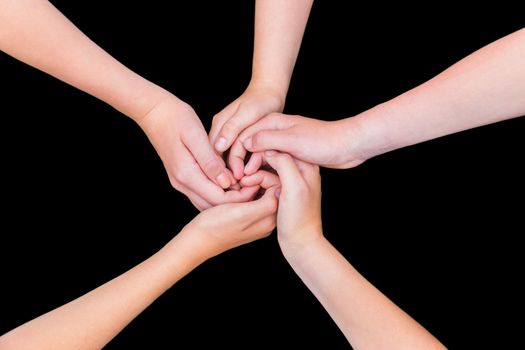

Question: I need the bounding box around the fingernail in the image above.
[215,137,227,152]
[265,150,276,157]
[275,189,281,198]
[216,173,230,189]
[244,137,253,150]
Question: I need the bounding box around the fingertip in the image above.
[215,137,228,152]
[243,137,253,151]
[234,169,244,180]
[239,173,256,187]
[230,160,245,180]
[240,184,260,198]
[230,182,241,190]
[215,172,231,189]
[244,153,263,176]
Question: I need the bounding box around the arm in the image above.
[209,0,313,178]
[239,28,525,169]
[261,151,445,349]
[0,187,278,350]
[0,0,241,209]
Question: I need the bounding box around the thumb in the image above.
[183,129,231,189]
[244,129,296,155]
[263,151,305,192]
[214,103,266,152]
[236,186,279,224]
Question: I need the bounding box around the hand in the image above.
[137,95,258,210]
[229,113,368,177]
[182,184,279,258]
[261,151,323,249]
[209,84,285,179]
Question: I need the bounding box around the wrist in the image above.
[133,93,192,139]
[100,65,176,123]
[278,228,324,260]
[247,78,288,110]
[338,103,399,167]
[161,227,215,268]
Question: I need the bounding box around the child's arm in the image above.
[238,28,525,170]
[0,187,277,350]
[0,0,240,207]
[260,151,445,350]
[209,0,313,177]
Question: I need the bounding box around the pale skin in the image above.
[209,0,314,180]
[0,0,254,210]
[229,28,525,173]
[250,152,446,350]
[0,185,278,350]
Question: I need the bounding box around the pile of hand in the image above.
[137,85,363,213]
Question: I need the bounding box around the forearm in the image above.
[346,28,525,161]
[0,0,172,122]
[250,0,313,97]
[281,236,445,350]
[0,230,209,350]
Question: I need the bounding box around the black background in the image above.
[1,1,524,348]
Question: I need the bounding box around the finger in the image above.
[188,195,210,211]
[263,151,306,191]
[237,186,278,226]
[244,152,264,176]
[214,103,268,152]
[174,144,256,205]
[236,112,294,144]
[244,129,298,155]
[230,182,241,190]
[225,167,238,186]
[183,126,231,189]
[293,159,321,185]
[209,101,239,147]
[223,185,261,204]
[240,170,281,189]
[169,173,212,210]
[228,138,248,180]
[185,169,260,206]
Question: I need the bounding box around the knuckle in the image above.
[267,112,283,121]
[173,168,191,184]
[168,176,183,190]
[280,153,293,161]
[202,157,222,176]
[262,230,273,238]
[264,218,277,234]
[211,114,224,129]
[251,132,264,146]
[266,197,278,214]
[238,101,257,116]
[221,119,241,137]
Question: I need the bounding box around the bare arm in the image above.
[348,27,525,161]
[0,0,166,120]
[0,188,277,350]
[241,28,525,169]
[282,236,445,350]
[257,152,445,349]
[210,0,313,174]
[250,0,313,100]
[0,233,207,350]
[0,0,241,208]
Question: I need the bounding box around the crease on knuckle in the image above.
[202,157,222,177]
